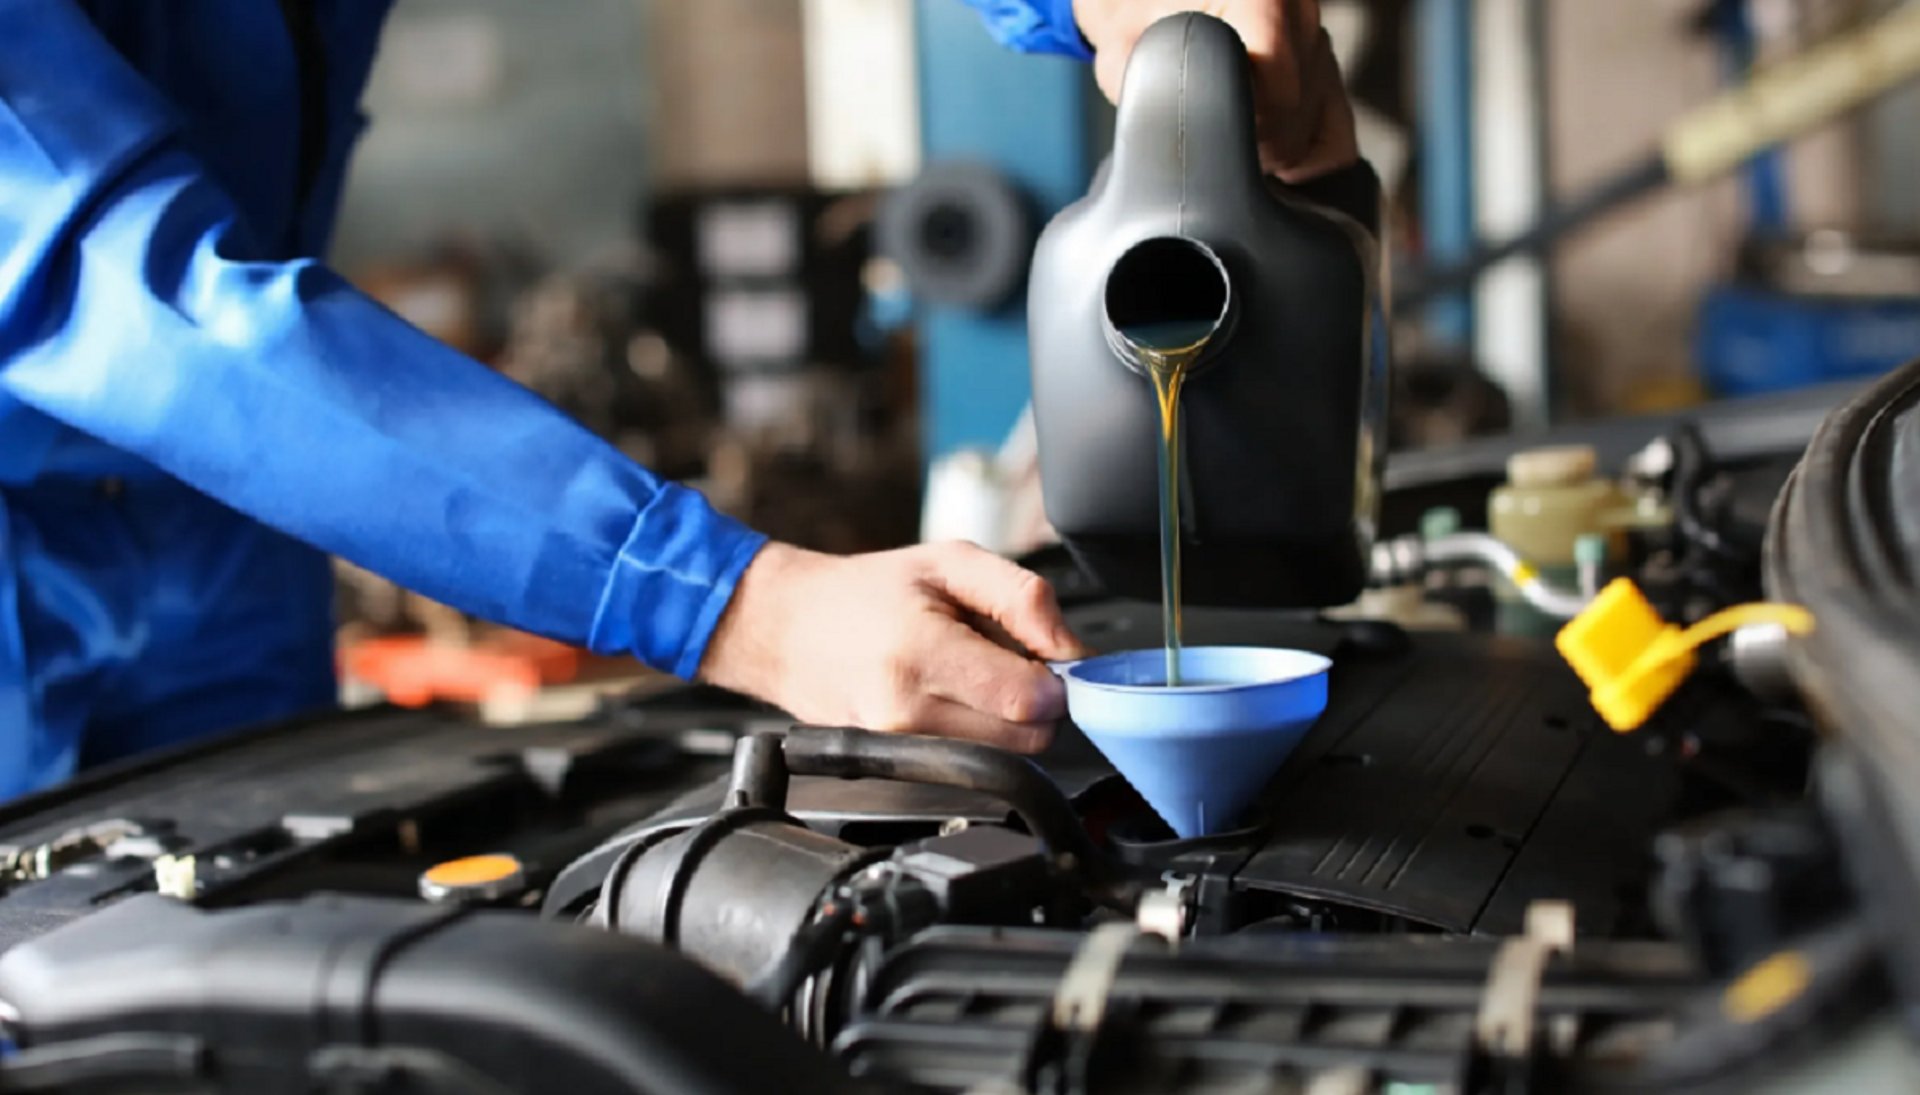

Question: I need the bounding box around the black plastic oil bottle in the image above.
[1028,12,1389,608]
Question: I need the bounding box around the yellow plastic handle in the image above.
[1664,3,1920,184]
[1674,602,1817,650]
[1619,602,1817,696]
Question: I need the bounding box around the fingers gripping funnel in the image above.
[1057,647,1332,839]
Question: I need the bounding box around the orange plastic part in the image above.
[338,633,582,708]
[422,853,523,890]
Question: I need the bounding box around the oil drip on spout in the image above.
[1104,237,1231,688]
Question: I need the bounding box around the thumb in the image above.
[1266,31,1358,183]
[922,542,1089,661]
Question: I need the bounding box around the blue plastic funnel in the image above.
[1056,646,1332,839]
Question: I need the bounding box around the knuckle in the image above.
[1007,722,1054,755]
[993,681,1046,724]
[906,694,944,726]
[867,710,911,734]
[937,539,982,564]
[860,689,917,733]
[884,651,922,693]
[1012,570,1053,613]
[911,540,966,578]
[881,696,935,736]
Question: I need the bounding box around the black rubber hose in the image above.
[780,727,1112,888]
[1670,422,1740,563]
[0,1035,211,1095]
[1566,918,1882,1093]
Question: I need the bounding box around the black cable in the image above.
[1395,156,1669,308]
[1670,423,1741,564]
[1656,422,1765,618]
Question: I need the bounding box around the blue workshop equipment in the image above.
[1697,285,1920,396]
[1415,0,1476,348]
[1056,647,1333,840]
[909,0,1095,465]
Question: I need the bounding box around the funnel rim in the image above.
[1058,645,1331,694]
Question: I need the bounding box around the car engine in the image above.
[0,369,1909,1094]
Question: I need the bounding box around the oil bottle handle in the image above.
[1106,13,1265,213]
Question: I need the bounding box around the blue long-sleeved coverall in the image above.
[0,0,1087,798]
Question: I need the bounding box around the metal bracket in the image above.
[1050,922,1144,1033]
[153,854,198,901]
[1135,873,1195,945]
[1304,1067,1373,1095]
[1474,900,1575,1059]
[0,818,150,887]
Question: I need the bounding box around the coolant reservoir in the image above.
[1489,446,1625,567]
[1487,446,1624,634]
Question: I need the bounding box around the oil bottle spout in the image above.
[1101,236,1235,374]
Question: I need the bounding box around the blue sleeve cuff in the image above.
[964,0,1093,61]
[589,484,769,680]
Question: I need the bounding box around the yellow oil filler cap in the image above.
[1556,578,1815,732]
[419,853,527,905]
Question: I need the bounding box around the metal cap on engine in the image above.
[419,853,527,905]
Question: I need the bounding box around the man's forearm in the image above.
[0,1,766,678]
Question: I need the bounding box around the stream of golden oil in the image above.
[1124,322,1215,687]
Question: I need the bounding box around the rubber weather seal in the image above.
[1764,354,1920,1038]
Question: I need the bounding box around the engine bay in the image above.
[0,374,1910,1094]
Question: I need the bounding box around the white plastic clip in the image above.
[1474,900,1574,1058]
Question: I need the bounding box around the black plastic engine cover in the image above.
[1063,605,1685,935]
[835,927,1701,1093]
[0,894,863,1095]
[563,609,1683,938]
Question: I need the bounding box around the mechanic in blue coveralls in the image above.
[0,0,1355,799]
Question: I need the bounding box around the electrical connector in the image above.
[1555,578,1814,732]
